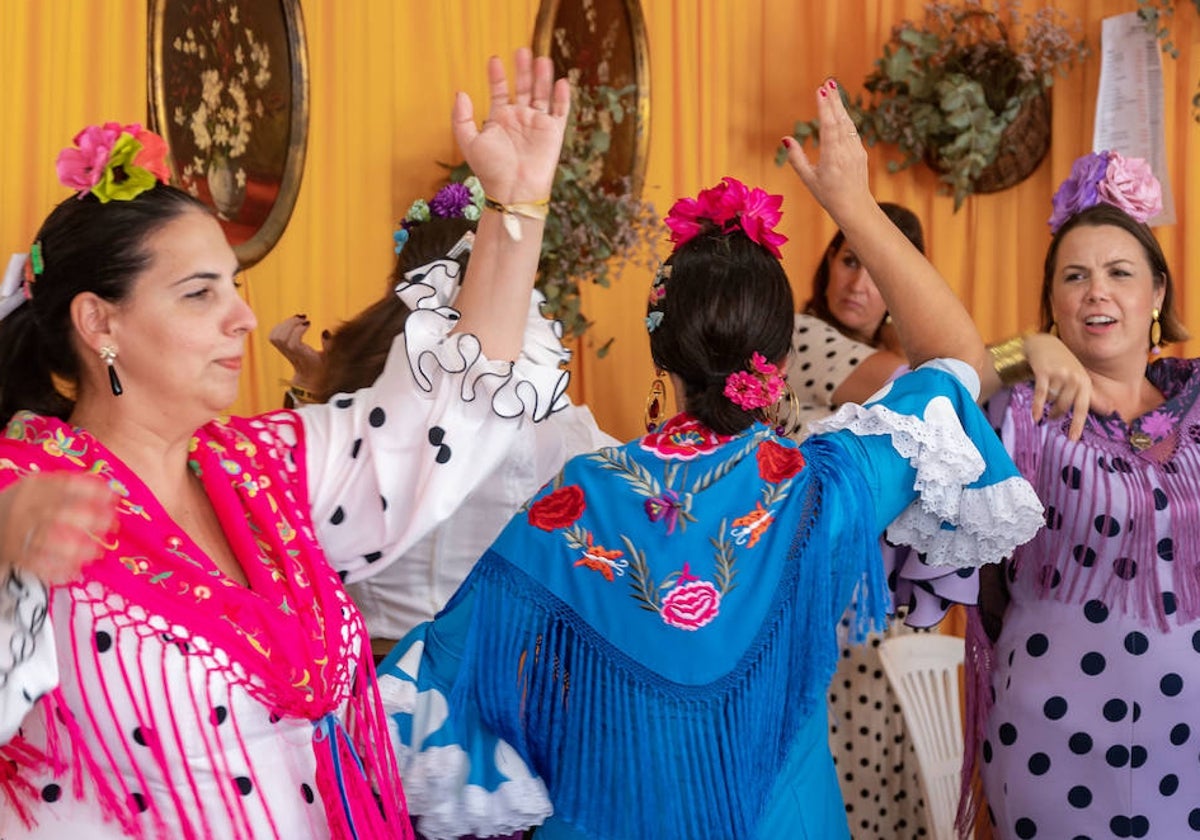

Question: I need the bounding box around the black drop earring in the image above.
[99,346,123,396]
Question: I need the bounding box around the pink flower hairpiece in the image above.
[723,352,785,411]
[56,122,171,203]
[1048,151,1163,233]
[664,177,788,259]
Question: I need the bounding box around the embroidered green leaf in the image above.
[711,519,738,595]
[761,479,791,507]
[622,534,660,612]
[689,432,767,496]
[149,572,174,584]
[563,524,590,552]
[590,448,661,498]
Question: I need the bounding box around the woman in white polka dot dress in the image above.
[968,152,1200,839]
[0,50,574,839]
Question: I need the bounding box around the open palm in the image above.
[452,48,570,203]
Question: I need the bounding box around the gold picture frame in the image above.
[533,0,651,197]
[147,0,309,268]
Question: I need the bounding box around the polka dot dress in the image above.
[982,363,1200,839]
[784,314,876,440]
[829,619,930,839]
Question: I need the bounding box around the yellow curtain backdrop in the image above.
[1,0,1196,447]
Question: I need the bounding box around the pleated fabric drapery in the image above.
[1,0,1197,444]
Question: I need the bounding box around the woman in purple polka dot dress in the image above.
[967,153,1200,839]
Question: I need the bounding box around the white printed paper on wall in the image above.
[1093,11,1175,226]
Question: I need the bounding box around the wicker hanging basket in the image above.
[970,91,1051,194]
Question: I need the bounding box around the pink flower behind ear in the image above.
[1098,152,1162,225]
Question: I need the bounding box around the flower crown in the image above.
[663,176,787,259]
[56,122,171,203]
[394,176,485,255]
[1048,151,1163,233]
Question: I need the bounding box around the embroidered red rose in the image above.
[528,484,586,531]
[660,579,722,630]
[756,439,805,483]
[640,414,732,461]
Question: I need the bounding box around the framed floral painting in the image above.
[148,0,309,267]
[532,0,650,197]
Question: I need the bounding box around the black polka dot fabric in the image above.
[828,620,929,839]
[982,368,1200,839]
[784,314,886,440]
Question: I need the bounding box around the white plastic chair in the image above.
[877,633,968,840]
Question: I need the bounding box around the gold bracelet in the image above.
[988,335,1032,386]
[281,380,321,404]
[483,194,550,241]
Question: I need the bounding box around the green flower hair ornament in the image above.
[394,176,485,255]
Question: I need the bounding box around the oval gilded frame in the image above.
[532,0,651,197]
[147,0,309,268]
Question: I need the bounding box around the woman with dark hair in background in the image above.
[270,187,615,661]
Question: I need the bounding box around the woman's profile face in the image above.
[105,209,257,421]
[824,241,887,344]
[1049,223,1163,371]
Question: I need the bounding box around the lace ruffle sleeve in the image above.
[809,360,1044,570]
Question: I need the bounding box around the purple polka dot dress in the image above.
[981,359,1200,839]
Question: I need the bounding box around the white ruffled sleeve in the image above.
[0,571,56,744]
[300,259,572,584]
[808,359,1043,569]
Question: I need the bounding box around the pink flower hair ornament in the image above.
[1048,151,1163,233]
[723,352,785,411]
[664,177,788,259]
[55,122,171,204]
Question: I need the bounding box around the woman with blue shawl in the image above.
[379,81,1045,839]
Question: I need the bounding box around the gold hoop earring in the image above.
[1149,308,1162,351]
[762,383,799,437]
[643,369,667,432]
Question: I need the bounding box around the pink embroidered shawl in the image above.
[0,411,410,839]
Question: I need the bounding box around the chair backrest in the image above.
[877,633,967,840]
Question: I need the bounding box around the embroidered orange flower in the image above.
[528,484,587,531]
[756,438,805,483]
[573,532,626,582]
[731,502,773,548]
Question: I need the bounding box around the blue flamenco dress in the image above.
[378,361,1045,840]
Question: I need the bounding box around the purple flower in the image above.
[1048,151,1109,232]
[429,183,473,218]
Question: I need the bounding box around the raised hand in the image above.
[269,314,327,391]
[0,473,118,586]
[451,47,570,203]
[781,79,871,222]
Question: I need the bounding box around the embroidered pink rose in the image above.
[660,579,722,630]
[1097,152,1162,225]
[640,414,732,461]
